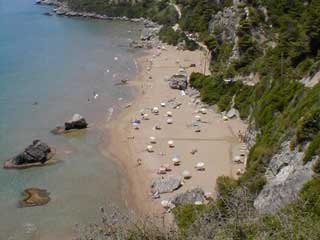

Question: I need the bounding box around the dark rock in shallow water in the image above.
[43,12,53,16]
[64,114,88,131]
[20,188,50,207]
[4,140,54,169]
[172,188,205,206]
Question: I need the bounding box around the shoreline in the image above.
[104,45,247,217]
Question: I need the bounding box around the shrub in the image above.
[300,177,320,216]
[172,204,206,232]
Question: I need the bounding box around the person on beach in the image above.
[137,158,142,166]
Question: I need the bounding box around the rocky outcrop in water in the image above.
[254,142,314,213]
[65,114,88,130]
[4,140,54,169]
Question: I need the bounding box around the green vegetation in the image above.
[172,204,206,232]
[159,26,199,51]
[66,0,178,25]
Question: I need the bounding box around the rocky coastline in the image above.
[36,0,154,23]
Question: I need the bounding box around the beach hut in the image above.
[147,145,154,152]
[182,170,191,179]
[168,140,175,148]
[172,156,180,166]
[166,111,173,117]
[150,136,157,144]
[167,118,173,124]
[195,162,205,171]
[161,102,166,107]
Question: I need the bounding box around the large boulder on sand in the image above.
[64,114,88,131]
[4,140,54,168]
[168,73,188,90]
[171,188,205,206]
[151,175,182,194]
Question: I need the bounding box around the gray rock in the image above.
[151,175,182,194]
[254,142,313,213]
[172,188,205,206]
[168,73,188,90]
[13,140,52,165]
[226,108,239,119]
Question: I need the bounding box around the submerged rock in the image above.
[151,175,182,194]
[172,188,205,206]
[20,188,51,207]
[4,140,54,169]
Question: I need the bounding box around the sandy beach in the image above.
[104,45,247,217]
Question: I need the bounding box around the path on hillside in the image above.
[170,1,210,75]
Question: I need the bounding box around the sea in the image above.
[0,0,143,239]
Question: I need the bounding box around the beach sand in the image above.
[103,45,247,217]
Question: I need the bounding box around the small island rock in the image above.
[4,140,54,169]
[64,114,88,131]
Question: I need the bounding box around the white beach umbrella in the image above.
[223,116,229,121]
[182,170,191,179]
[152,107,159,114]
[234,156,242,163]
[161,102,166,107]
[168,140,175,148]
[195,115,201,121]
[166,111,173,117]
[172,156,180,165]
[196,162,205,170]
[143,114,149,120]
[167,118,173,124]
[147,145,154,152]
[150,136,157,144]
[161,200,171,208]
[200,108,207,114]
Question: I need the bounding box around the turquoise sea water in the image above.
[0,0,142,239]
